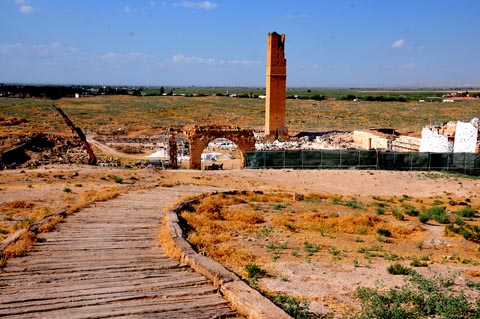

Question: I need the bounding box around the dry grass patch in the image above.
[178,192,268,268]
[3,231,36,258]
[68,187,121,213]
[7,200,35,209]
[37,215,64,233]
[176,190,480,316]
[158,216,183,260]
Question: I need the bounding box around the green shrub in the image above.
[419,213,430,224]
[273,294,310,319]
[387,263,416,275]
[377,228,392,237]
[456,206,477,218]
[303,241,320,256]
[113,175,123,184]
[327,247,342,259]
[383,253,403,261]
[392,208,405,220]
[446,224,480,243]
[410,256,428,267]
[245,264,266,283]
[420,206,449,224]
[355,273,479,319]
[331,197,363,209]
[402,204,420,216]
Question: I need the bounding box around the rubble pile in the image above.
[255,132,355,150]
[0,133,88,169]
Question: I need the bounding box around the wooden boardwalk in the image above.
[0,186,241,318]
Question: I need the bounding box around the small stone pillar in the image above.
[168,131,178,169]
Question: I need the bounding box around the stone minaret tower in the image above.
[265,32,288,140]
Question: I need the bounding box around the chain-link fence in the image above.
[245,150,480,175]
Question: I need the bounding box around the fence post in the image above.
[339,149,342,169]
[320,149,323,169]
[301,150,304,169]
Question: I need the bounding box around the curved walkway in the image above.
[0,185,242,318]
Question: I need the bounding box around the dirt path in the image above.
[88,138,148,160]
[0,185,242,319]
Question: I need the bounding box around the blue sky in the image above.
[1,0,479,87]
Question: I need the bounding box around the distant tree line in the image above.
[287,94,326,101]
[0,84,149,99]
[350,95,407,102]
[0,84,91,99]
[2,84,456,102]
[287,93,408,102]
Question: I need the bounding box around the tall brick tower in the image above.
[265,31,288,140]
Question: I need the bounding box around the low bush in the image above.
[392,208,405,221]
[419,206,449,224]
[387,263,416,275]
[377,228,392,237]
[456,206,477,218]
[273,294,310,319]
[245,263,266,283]
[402,204,420,217]
[355,272,479,319]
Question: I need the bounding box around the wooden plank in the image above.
[0,186,242,318]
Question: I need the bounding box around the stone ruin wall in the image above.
[353,130,422,152]
[391,135,421,152]
[454,120,479,153]
[352,131,390,150]
[420,128,454,153]
[420,119,479,153]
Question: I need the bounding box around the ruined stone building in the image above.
[352,118,480,153]
[420,118,480,153]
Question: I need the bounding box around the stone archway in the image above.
[185,125,255,170]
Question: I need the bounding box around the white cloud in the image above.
[102,51,153,61]
[392,39,405,48]
[0,41,78,57]
[174,1,218,10]
[282,14,311,20]
[32,41,62,55]
[0,43,25,54]
[172,53,259,65]
[19,5,34,13]
[401,62,416,70]
[173,53,216,64]
[227,59,260,65]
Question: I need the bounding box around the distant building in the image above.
[443,97,480,103]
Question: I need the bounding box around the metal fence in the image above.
[245,150,480,175]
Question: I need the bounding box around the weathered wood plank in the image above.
[0,186,243,318]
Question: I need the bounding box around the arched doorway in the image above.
[185,125,255,170]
